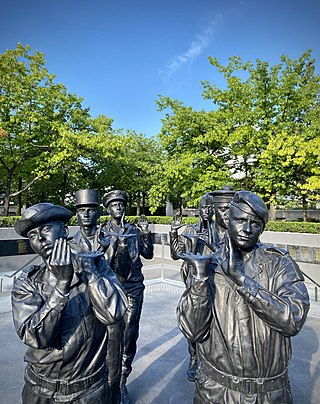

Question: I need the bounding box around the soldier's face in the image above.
[107,200,126,220]
[215,203,230,229]
[199,202,214,221]
[27,221,67,260]
[76,206,98,229]
[228,205,264,250]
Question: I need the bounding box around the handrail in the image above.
[4,255,39,278]
[301,270,320,288]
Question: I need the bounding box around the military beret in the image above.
[230,190,268,225]
[75,189,100,207]
[102,190,128,208]
[210,186,235,203]
[14,203,73,238]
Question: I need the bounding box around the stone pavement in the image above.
[0,258,320,403]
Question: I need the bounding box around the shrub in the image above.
[2,216,320,234]
[265,221,320,234]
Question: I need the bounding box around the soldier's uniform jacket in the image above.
[12,255,128,383]
[69,229,101,254]
[100,220,154,286]
[177,244,310,403]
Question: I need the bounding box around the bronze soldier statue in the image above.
[177,191,310,403]
[170,192,217,382]
[69,189,125,403]
[100,190,154,404]
[210,185,235,247]
[69,189,102,253]
[12,202,128,403]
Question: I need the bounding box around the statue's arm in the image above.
[169,230,182,260]
[177,268,213,342]
[137,227,154,259]
[79,257,128,326]
[236,256,309,336]
[11,269,69,349]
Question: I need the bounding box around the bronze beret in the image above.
[230,190,268,225]
[14,203,73,238]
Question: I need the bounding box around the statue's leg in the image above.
[121,285,144,381]
[106,319,125,404]
[186,339,198,382]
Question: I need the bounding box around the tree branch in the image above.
[10,161,62,197]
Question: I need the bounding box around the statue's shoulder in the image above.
[16,264,42,285]
[100,221,112,232]
[261,244,288,256]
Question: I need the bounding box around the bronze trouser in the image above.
[106,319,125,403]
[121,284,144,380]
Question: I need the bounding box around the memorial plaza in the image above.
[0,256,320,404]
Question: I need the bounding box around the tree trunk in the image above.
[269,202,276,221]
[136,192,141,216]
[3,171,13,216]
[302,195,308,222]
[16,177,22,216]
[142,191,146,214]
[129,192,132,212]
[61,173,68,205]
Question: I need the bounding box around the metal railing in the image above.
[301,270,320,302]
[0,255,39,292]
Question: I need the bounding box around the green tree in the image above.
[0,44,120,215]
[149,96,232,212]
[201,51,320,218]
[91,130,162,215]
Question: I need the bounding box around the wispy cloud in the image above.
[159,14,223,80]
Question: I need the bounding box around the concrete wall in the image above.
[150,225,320,284]
[1,224,319,286]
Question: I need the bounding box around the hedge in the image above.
[2,215,320,234]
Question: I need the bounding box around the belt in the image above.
[25,364,106,396]
[201,360,288,394]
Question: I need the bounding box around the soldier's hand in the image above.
[97,226,111,251]
[171,214,183,232]
[178,252,211,279]
[49,238,74,292]
[220,233,244,286]
[137,214,149,232]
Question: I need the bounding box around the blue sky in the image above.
[1,0,320,137]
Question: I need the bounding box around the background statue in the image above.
[177,191,310,403]
[69,189,102,253]
[169,192,216,382]
[69,189,124,403]
[12,202,127,403]
[210,185,235,247]
[100,190,154,404]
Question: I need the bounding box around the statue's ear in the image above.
[63,225,69,239]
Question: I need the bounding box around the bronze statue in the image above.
[69,189,102,253]
[100,190,154,404]
[69,189,124,404]
[12,202,128,403]
[170,192,217,382]
[210,185,235,247]
[177,191,310,403]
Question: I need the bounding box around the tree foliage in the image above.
[0,44,159,215]
[150,51,320,217]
